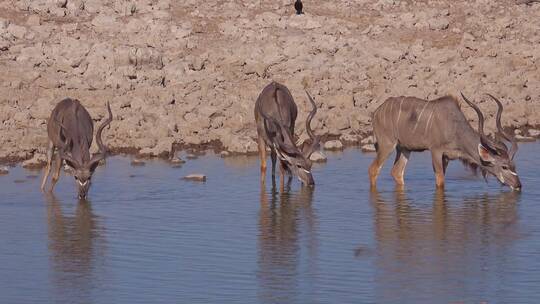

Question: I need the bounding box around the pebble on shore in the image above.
[170,156,185,167]
[186,154,198,160]
[324,140,344,151]
[361,144,376,153]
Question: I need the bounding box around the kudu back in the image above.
[369,94,521,190]
[254,82,320,186]
[41,98,113,199]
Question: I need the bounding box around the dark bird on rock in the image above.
[295,0,303,15]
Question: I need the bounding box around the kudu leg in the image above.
[257,137,267,182]
[40,142,54,191]
[442,155,449,174]
[279,160,286,191]
[369,141,396,187]
[50,154,63,191]
[270,150,277,178]
[431,150,445,188]
[391,147,411,185]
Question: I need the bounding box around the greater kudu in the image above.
[369,94,521,190]
[41,98,113,199]
[254,82,320,186]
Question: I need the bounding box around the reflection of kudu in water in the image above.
[45,194,105,301]
[369,187,520,302]
[257,182,317,303]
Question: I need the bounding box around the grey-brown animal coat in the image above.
[369,95,521,190]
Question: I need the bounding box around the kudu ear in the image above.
[300,139,319,159]
[65,159,77,169]
[89,158,101,173]
[272,120,302,157]
[56,137,82,169]
[478,143,496,164]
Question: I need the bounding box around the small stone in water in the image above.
[131,158,146,166]
[0,166,9,175]
[170,157,185,167]
[220,151,231,158]
[310,151,327,163]
[22,154,46,169]
[183,174,206,182]
[361,144,376,152]
[186,154,198,160]
[171,156,185,164]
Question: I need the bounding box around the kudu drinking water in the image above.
[369,93,521,190]
[41,98,113,199]
[255,82,320,186]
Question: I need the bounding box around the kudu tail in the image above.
[272,83,286,123]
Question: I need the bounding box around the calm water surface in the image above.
[1,143,540,303]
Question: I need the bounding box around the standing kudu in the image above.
[41,98,113,199]
[369,93,521,190]
[255,82,320,186]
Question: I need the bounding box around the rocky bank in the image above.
[1,0,540,166]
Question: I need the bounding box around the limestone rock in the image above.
[0,166,9,175]
[22,153,46,169]
[361,144,377,152]
[528,129,540,137]
[131,158,145,166]
[170,156,186,165]
[310,151,327,163]
[186,154,198,159]
[7,24,27,39]
[361,136,375,144]
[324,140,344,150]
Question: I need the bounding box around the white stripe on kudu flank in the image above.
[424,108,434,135]
[396,97,404,137]
[413,101,430,133]
[382,100,390,126]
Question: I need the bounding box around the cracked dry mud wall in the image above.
[0,0,539,166]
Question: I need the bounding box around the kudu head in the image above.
[57,102,113,199]
[461,93,521,191]
[262,91,320,186]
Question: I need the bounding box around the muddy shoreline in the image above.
[2,131,538,170]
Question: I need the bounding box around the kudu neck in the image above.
[71,138,92,164]
[460,127,483,165]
